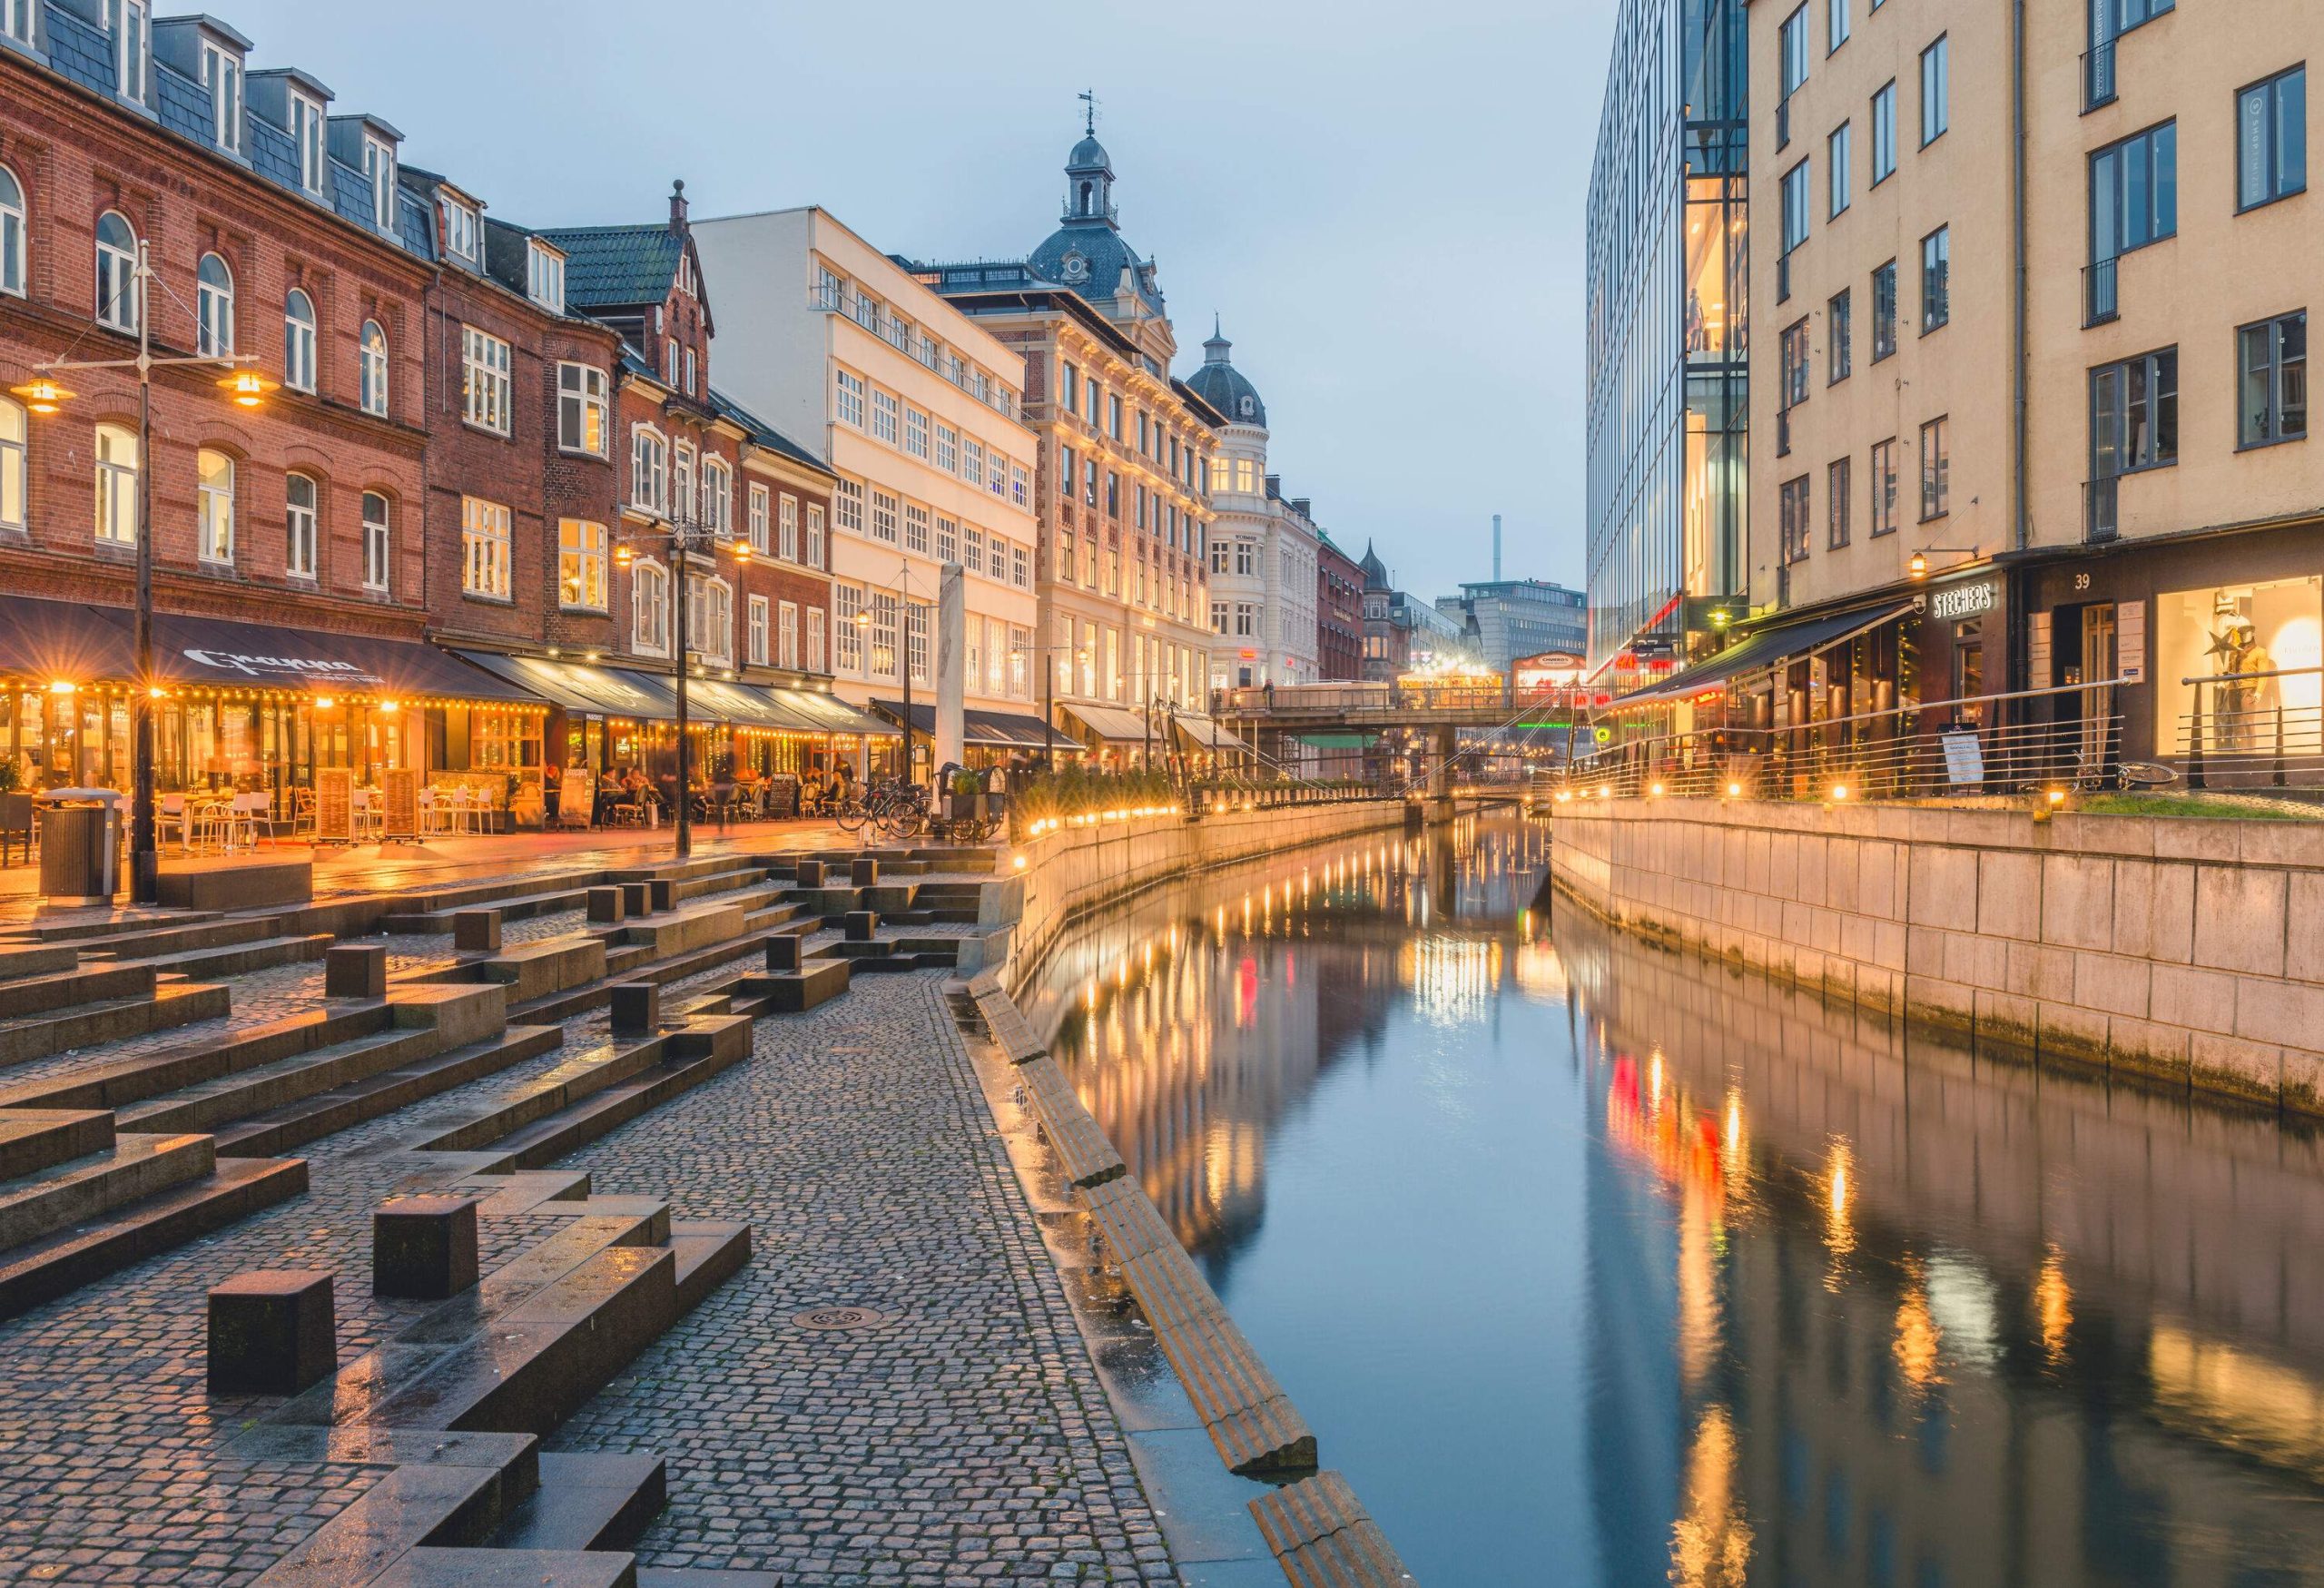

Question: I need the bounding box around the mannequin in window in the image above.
[2211,616,2272,751]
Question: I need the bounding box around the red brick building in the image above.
[1316,529,1364,681]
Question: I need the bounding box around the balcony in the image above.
[2085,476,2120,542]
[2084,257,2118,327]
[2083,39,2116,111]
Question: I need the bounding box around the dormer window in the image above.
[201,40,242,153]
[1,0,33,47]
[290,91,326,195]
[527,242,565,313]
[363,133,395,229]
[441,198,478,264]
[108,0,149,104]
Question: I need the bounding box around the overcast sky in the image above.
[221,0,1615,598]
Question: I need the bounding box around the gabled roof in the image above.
[709,390,835,479]
[535,224,686,311]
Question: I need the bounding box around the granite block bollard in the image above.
[207,1270,336,1396]
[620,882,651,917]
[452,910,502,952]
[649,878,677,912]
[849,857,880,887]
[844,910,878,942]
[322,943,387,999]
[372,1194,482,1300]
[763,933,803,972]
[610,981,661,1035]
[586,886,626,924]
[794,859,826,889]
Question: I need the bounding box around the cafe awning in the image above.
[1172,713,1244,752]
[684,678,829,732]
[0,597,537,702]
[872,700,1059,750]
[1059,702,1160,747]
[769,688,899,738]
[1609,602,1919,709]
[452,653,682,719]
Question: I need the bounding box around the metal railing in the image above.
[2086,476,2120,541]
[1556,677,2131,803]
[2085,256,2119,326]
[2083,40,2117,110]
[2178,665,2324,790]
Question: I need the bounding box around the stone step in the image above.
[115,932,335,981]
[485,1019,751,1171]
[465,1169,592,1216]
[0,1108,114,1180]
[0,1003,393,1113]
[120,1027,445,1137]
[0,1153,306,1321]
[0,960,154,1019]
[0,1129,216,1252]
[515,918,805,1027]
[367,1547,638,1588]
[17,908,222,943]
[1019,1058,1127,1189]
[0,943,78,983]
[1248,1470,1416,1587]
[212,1027,566,1159]
[668,1219,751,1313]
[487,1452,665,1553]
[382,885,591,933]
[0,981,231,1068]
[729,961,850,1015]
[246,1461,517,1588]
[67,914,284,960]
[415,1036,675,1158]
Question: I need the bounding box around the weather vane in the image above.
[1078,88,1099,135]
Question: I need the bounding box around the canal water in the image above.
[1025,810,2324,1586]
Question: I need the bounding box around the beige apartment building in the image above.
[1739,0,2319,768]
[692,208,1046,767]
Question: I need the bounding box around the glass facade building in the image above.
[1584,0,1749,679]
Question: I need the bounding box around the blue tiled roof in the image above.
[45,7,113,95]
[536,225,682,311]
[154,64,209,143]
[395,191,434,259]
[247,114,298,190]
[709,389,832,477]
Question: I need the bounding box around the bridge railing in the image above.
[1213,683,1584,719]
[1553,678,2132,804]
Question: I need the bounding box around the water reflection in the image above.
[1033,813,2324,1585]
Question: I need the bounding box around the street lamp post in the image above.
[12,241,274,905]
[1034,643,1090,772]
[615,503,752,861]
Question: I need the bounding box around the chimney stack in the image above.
[668,178,688,234]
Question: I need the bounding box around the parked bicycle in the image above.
[833,777,928,841]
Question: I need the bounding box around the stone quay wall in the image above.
[1001,799,1413,995]
[1548,798,2324,1116]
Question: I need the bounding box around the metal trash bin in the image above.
[37,788,123,906]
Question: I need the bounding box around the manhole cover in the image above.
[792,1305,891,1331]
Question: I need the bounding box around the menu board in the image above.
[381,768,420,843]
[315,767,353,843]
[561,770,594,828]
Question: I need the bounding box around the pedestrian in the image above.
[542,761,562,824]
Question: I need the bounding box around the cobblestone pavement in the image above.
[547,972,1167,1585]
[0,883,1168,1585]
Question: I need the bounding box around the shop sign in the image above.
[1928,581,1998,622]
[180,646,379,685]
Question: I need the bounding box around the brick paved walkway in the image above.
[0,908,1167,1584]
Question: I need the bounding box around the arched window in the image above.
[283,288,316,392]
[358,320,389,417]
[285,471,318,577]
[94,422,137,544]
[360,491,390,592]
[0,165,25,299]
[1078,180,1093,215]
[95,211,137,331]
[0,397,25,533]
[632,558,670,655]
[196,252,233,356]
[631,425,666,514]
[196,448,233,563]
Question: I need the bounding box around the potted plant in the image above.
[948,767,984,822]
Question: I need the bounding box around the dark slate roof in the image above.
[536,224,683,311]
[1026,222,1164,316]
[1068,133,1111,173]
[710,390,834,478]
[1184,326,1265,428]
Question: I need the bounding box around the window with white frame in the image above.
[834,369,866,428]
[870,591,898,679]
[833,583,863,672]
[988,449,1007,498]
[0,165,23,299]
[0,398,25,534]
[748,482,770,552]
[111,0,148,103]
[701,456,731,534]
[1009,625,1031,697]
[527,242,565,312]
[361,491,389,591]
[935,422,957,474]
[632,559,669,654]
[871,388,899,445]
[557,363,607,456]
[363,133,396,230]
[748,595,769,666]
[94,422,137,545]
[359,321,389,417]
[95,211,137,332]
[904,406,929,459]
[284,288,317,392]
[935,516,958,564]
[777,494,798,561]
[1011,464,1028,508]
[778,600,798,669]
[461,325,509,433]
[2,0,32,48]
[903,502,930,555]
[805,607,825,673]
[290,89,325,195]
[963,524,985,575]
[870,489,898,544]
[197,253,233,356]
[805,503,824,567]
[631,425,667,513]
[672,443,694,521]
[442,198,478,264]
[559,518,606,610]
[906,601,928,686]
[285,472,318,578]
[461,495,510,598]
[1011,543,1029,588]
[684,345,695,398]
[694,576,733,658]
[196,449,233,563]
[832,478,862,535]
[963,437,984,488]
[665,338,679,384]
